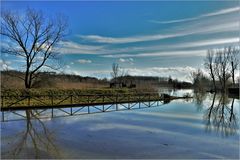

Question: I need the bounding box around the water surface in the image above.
[1,92,239,159]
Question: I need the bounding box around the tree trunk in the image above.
[231,61,235,85]
[210,64,216,91]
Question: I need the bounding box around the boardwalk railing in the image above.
[0,93,165,122]
[1,93,161,111]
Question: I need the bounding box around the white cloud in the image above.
[78,33,184,44]
[102,49,207,58]
[57,41,105,55]
[77,59,92,64]
[78,6,239,45]
[151,7,240,24]
[0,59,12,70]
[100,36,239,58]
[65,65,71,69]
[162,37,239,50]
[79,21,238,44]
[119,58,134,64]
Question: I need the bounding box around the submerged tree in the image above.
[227,46,239,85]
[1,8,67,89]
[204,46,239,93]
[204,50,216,91]
[214,48,231,92]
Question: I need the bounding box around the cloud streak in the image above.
[57,41,105,55]
[102,49,207,58]
[118,58,134,64]
[78,22,238,44]
[78,6,239,45]
[77,59,92,64]
[150,7,240,24]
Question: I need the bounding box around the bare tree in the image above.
[190,69,206,90]
[111,63,120,86]
[227,46,239,85]
[1,8,67,89]
[205,50,216,91]
[119,67,127,82]
[214,48,231,92]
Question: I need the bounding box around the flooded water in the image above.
[1,91,239,159]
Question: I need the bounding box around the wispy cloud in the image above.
[78,6,238,45]
[78,34,184,44]
[150,7,240,24]
[58,41,105,55]
[79,21,238,45]
[118,58,134,64]
[102,49,207,58]
[77,59,92,64]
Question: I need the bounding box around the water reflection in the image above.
[201,93,238,137]
[2,110,61,159]
[193,91,207,111]
[158,88,239,137]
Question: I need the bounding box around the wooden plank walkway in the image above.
[0,93,192,122]
[1,93,161,111]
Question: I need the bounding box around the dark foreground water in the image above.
[1,92,239,159]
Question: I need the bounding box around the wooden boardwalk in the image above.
[1,93,162,111]
[0,93,192,122]
[0,93,167,122]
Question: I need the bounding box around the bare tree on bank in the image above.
[205,50,217,92]
[204,46,239,93]
[111,63,120,84]
[227,46,239,85]
[1,8,67,89]
[110,63,128,88]
[118,67,128,87]
[214,48,231,93]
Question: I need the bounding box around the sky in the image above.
[1,0,240,81]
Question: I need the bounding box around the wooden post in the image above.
[139,95,141,108]
[2,111,4,122]
[70,107,73,115]
[148,94,150,107]
[128,94,130,109]
[51,108,54,118]
[1,96,3,108]
[102,95,105,112]
[116,94,118,111]
[88,106,90,114]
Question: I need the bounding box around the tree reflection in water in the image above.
[203,93,238,137]
[4,110,61,159]
[193,91,207,111]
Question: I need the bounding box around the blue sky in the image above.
[1,1,239,81]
